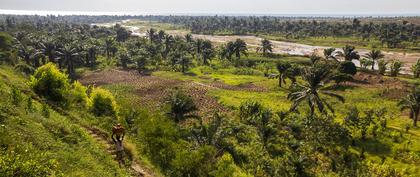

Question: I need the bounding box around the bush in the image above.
[378,59,388,75]
[69,81,88,107]
[29,63,70,104]
[210,153,251,177]
[88,88,118,117]
[389,59,402,77]
[339,61,357,76]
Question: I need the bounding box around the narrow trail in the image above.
[23,90,155,177]
[85,127,154,177]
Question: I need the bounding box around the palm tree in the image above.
[232,39,248,62]
[57,45,80,80]
[323,48,340,61]
[288,66,345,117]
[147,28,156,44]
[104,37,115,59]
[339,45,360,61]
[276,61,292,87]
[167,89,198,123]
[398,87,420,127]
[257,39,273,56]
[17,44,33,65]
[364,49,385,71]
[38,38,57,64]
[411,59,420,78]
[201,40,214,65]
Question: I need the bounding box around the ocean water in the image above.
[1,9,419,17]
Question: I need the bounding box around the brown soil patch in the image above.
[346,72,410,99]
[80,69,229,117]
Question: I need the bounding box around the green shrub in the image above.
[389,59,402,77]
[210,153,251,177]
[69,81,88,107]
[10,86,24,106]
[378,59,388,75]
[339,61,357,76]
[29,63,70,104]
[88,88,118,117]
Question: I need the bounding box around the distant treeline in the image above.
[1,15,419,48]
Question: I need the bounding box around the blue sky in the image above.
[0,0,419,15]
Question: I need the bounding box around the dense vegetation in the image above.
[0,14,420,177]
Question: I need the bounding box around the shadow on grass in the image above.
[356,138,392,156]
[183,72,197,76]
[323,84,357,91]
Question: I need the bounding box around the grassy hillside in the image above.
[0,65,130,176]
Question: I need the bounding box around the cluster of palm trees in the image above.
[149,16,419,49]
[218,39,248,65]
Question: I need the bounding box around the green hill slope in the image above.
[0,65,130,176]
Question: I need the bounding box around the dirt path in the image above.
[85,127,154,177]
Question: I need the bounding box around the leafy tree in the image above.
[364,49,384,71]
[256,39,273,56]
[288,66,344,116]
[339,61,357,76]
[167,89,198,123]
[398,87,420,127]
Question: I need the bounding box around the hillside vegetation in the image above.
[1,15,420,177]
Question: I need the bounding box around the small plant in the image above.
[360,58,374,70]
[25,97,34,113]
[389,59,402,77]
[411,59,420,78]
[41,104,50,118]
[378,59,388,75]
[11,87,24,106]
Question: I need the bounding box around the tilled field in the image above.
[80,69,231,116]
